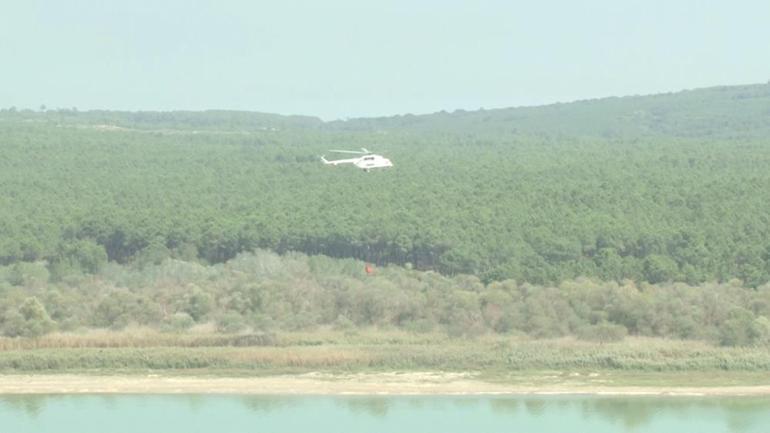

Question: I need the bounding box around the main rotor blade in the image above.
[329,149,367,154]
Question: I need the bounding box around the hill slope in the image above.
[329,83,770,138]
[1,83,769,286]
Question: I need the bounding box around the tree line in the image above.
[1,251,769,346]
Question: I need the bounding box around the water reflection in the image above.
[0,393,768,433]
[488,397,520,414]
[340,397,391,417]
[576,397,770,433]
[580,397,667,430]
[450,397,481,410]
[0,395,48,417]
[240,396,294,414]
[522,398,547,416]
[721,399,770,433]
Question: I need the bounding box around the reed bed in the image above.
[1,331,769,373]
[0,329,278,351]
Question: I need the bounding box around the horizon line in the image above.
[3,80,767,123]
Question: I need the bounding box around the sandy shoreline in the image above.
[1,373,769,396]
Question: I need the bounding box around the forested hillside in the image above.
[331,83,770,138]
[1,83,770,287]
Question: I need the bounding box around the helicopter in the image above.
[320,148,393,171]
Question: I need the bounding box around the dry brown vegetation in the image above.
[2,252,770,347]
[1,329,769,374]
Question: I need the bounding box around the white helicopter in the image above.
[321,148,393,171]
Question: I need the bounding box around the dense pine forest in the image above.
[3,83,770,284]
[1,83,770,343]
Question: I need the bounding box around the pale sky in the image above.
[1,0,769,119]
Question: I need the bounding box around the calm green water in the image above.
[1,394,769,433]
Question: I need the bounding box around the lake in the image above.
[1,394,769,433]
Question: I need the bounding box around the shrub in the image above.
[719,308,760,346]
[50,239,108,277]
[643,255,679,284]
[576,322,628,342]
[163,312,195,332]
[2,297,56,338]
[404,318,435,334]
[217,312,247,333]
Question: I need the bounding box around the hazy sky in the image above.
[1,0,768,119]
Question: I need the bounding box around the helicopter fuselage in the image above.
[322,154,393,170]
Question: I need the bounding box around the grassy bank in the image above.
[1,331,769,386]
